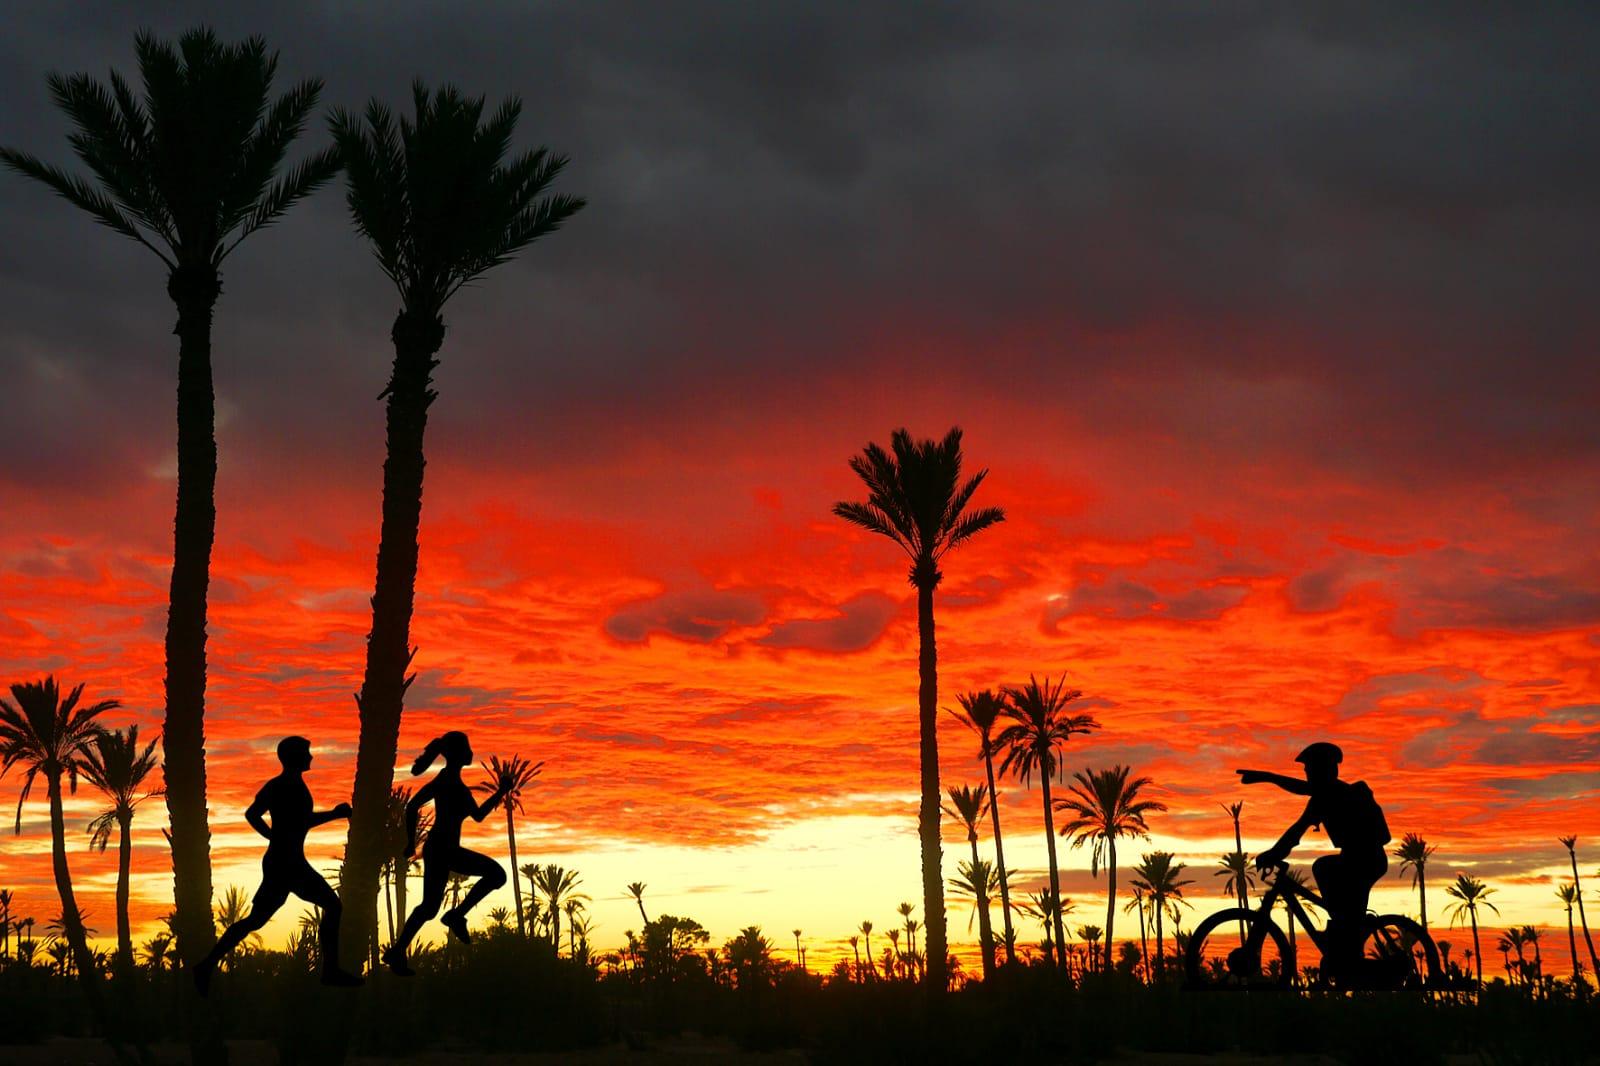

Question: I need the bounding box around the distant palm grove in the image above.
[1,24,1597,1066]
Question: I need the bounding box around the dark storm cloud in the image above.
[2,1,1598,495]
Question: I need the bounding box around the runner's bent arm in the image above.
[244,789,272,841]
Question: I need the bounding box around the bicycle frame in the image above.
[1253,864,1329,955]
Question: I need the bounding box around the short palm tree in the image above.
[1024,887,1072,962]
[1130,851,1193,981]
[1444,873,1498,985]
[1077,925,1103,973]
[1056,764,1165,975]
[834,428,1005,990]
[1393,832,1437,931]
[1,32,340,974]
[1556,882,1582,986]
[859,920,877,979]
[996,675,1100,968]
[1559,837,1599,976]
[0,679,116,1012]
[81,726,160,975]
[532,864,587,954]
[627,882,649,926]
[473,754,543,936]
[942,784,997,979]
[948,689,1019,962]
[213,886,261,962]
[0,887,13,959]
[332,82,584,970]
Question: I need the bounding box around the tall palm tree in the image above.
[1221,801,1249,941]
[996,676,1100,968]
[1393,832,1437,932]
[0,680,117,1022]
[1,33,339,979]
[1444,873,1498,985]
[1559,837,1599,975]
[1056,764,1164,975]
[472,754,543,936]
[848,935,862,979]
[949,689,1018,962]
[792,929,804,970]
[835,427,1005,989]
[1556,882,1583,985]
[331,83,584,970]
[942,784,997,980]
[1522,925,1543,988]
[1215,851,1254,946]
[1123,885,1151,984]
[532,864,587,954]
[81,725,160,975]
[858,920,877,979]
[627,882,649,926]
[382,786,425,946]
[1130,851,1193,981]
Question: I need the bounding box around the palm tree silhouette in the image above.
[1023,887,1071,963]
[1558,837,1599,976]
[81,724,159,975]
[532,864,587,954]
[834,427,1005,989]
[948,689,1019,963]
[212,886,262,963]
[1214,850,1255,947]
[996,675,1099,969]
[792,928,804,970]
[627,882,649,926]
[1522,925,1543,988]
[1393,832,1437,932]
[848,934,862,979]
[1556,882,1583,986]
[1221,801,1249,941]
[331,83,584,969]
[858,920,877,979]
[1130,851,1193,981]
[942,784,997,979]
[1056,764,1164,975]
[0,887,12,960]
[1124,885,1151,984]
[472,754,543,936]
[0,679,118,1025]
[1077,925,1103,974]
[948,858,1002,973]
[1444,873,1498,986]
[1,33,339,978]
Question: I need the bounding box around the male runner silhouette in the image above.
[1238,741,1391,973]
[193,736,363,993]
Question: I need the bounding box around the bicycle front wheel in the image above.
[1185,908,1293,990]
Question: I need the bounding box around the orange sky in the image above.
[3,376,1598,973]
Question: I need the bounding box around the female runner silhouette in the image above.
[382,731,509,975]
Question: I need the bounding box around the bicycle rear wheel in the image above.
[1185,908,1292,989]
[1358,914,1441,989]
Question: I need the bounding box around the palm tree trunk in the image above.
[162,267,221,981]
[383,865,394,943]
[504,807,524,936]
[1138,902,1149,985]
[114,812,133,975]
[1470,908,1482,985]
[968,836,995,981]
[914,577,948,991]
[1569,851,1600,975]
[340,309,446,971]
[1039,772,1066,968]
[1418,864,1429,932]
[982,751,1016,963]
[1567,908,1580,984]
[551,901,562,955]
[1153,895,1165,980]
[1103,838,1116,975]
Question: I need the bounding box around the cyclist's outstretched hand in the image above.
[1237,769,1269,785]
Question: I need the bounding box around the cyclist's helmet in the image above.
[1294,741,1343,767]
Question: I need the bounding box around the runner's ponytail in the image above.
[411,736,446,776]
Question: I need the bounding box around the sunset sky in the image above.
[2,4,1598,974]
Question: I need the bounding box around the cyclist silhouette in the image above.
[193,736,363,994]
[382,731,509,976]
[1237,742,1390,972]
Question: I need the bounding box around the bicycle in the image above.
[1184,862,1442,991]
